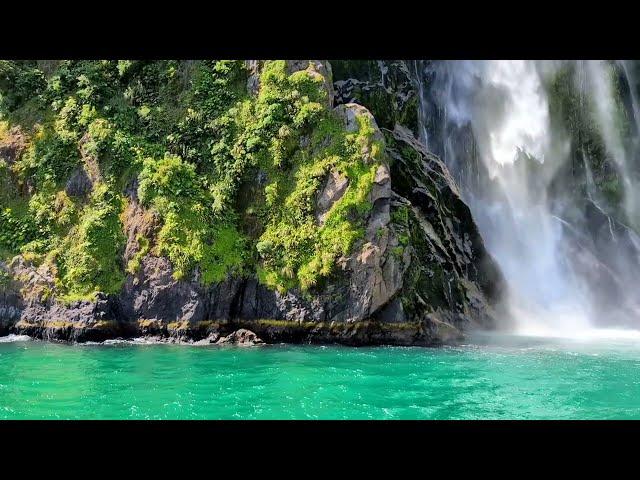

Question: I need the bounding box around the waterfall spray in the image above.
[581,60,639,228]
[417,60,640,336]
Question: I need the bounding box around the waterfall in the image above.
[582,60,638,228]
[417,60,640,336]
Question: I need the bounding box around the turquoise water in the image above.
[1,332,640,419]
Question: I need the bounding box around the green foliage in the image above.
[126,234,150,274]
[0,266,10,287]
[15,126,80,188]
[601,177,623,206]
[167,61,251,215]
[25,185,78,250]
[254,62,383,292]
[138,154,246,283]
[199,225,246,284]
[56,183,126,300]
[0,61,47,125]
[0,205,37,254]
[391,205,410,226]
[190,60,247,118]
[138,154,199,206]
[0,59,383,298]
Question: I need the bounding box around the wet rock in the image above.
[216,329,264,346]
[384,123,505,332]
[65,166,93,198]
[192,332,221,345]
[245,60,261,95]
[332,60,419,134]
[120,256,206,325]
[0,262,22,335]
[559,199,640,327]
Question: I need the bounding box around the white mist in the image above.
[421,60,635,337]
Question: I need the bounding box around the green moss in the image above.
[138,154,246,283]
[0,60,385,298]
[126,234,149,274]
[14,125,81,188]
[254,62,384,292]
[56,183,126,301]
[546,62,630,215]
[0,204,37,254]
[601,177,623,206]
[391,205,408,225]
[0,61,47,127]
[245,318,422,334]
[199,225,245,284]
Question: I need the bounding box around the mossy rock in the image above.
[332,60,419,134]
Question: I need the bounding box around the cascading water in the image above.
[416,60,640,337]
[583,60,639,228]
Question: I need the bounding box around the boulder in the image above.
[216,329,264,347]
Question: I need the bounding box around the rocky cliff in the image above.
[0,60,503,345]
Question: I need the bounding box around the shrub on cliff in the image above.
[0,59,386,299]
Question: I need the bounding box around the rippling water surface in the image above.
[1,332,640,419]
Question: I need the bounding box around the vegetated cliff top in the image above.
[0,60,388,300]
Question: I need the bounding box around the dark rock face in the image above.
[0,264,21,336]
[382,125,504,333]
[332,60,419,135]
[65,166,93,198]
[0,60,505,346]
[121,256,206,325]
[15,295,121,342]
